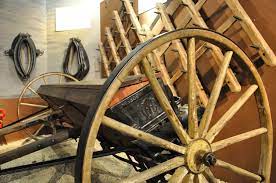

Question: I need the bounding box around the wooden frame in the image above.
[99,41,111,77]
[224,0,276,66]
[105,26,121,65]
[151,0,276,67]
[156,2,208,106]
[99,0,275,96]
[122,0,178,96]
[99,0,178,96]
[152,0,241,93]
[113,10,141,75]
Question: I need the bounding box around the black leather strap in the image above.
[63,38,90,80]
[6,33,42,81]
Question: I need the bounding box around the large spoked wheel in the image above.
[17,72,78,139]
[75,28,272,182]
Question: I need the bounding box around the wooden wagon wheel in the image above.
[17,72,78,139]
[75,28,273,182]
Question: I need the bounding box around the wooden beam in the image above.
[171,69,184,84]
[113,10,141,75]
[212,128,267,152]
[142,58,191,144]
[205,85,258,142]
[157,42,172,58]
[106,22,132,64]
[99,41,111,77]
[168,167,188,183]
[121,156,185,183]
[179,0,241,93]
[224,0,276,66]
[152,0,207,36]
[195,16,236,61]
[157,3,208,106]
[157,3,188,71]
[199,51,233,136]
[122,0,178,96]
[216,159,262,181]
[175,0,208,30]
[151,0,182,36]
[187,37,199,138]
[216,16,237,34]
[102,116,187,154]
[105,27,121,65]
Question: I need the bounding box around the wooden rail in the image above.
[172,0,276,67]
[178,0,241,93]
[113,10,141,75]
[99,41,111,77]
[122,0,178,96]
[156,3,208,106]
[105,27,121,65]
[224,0,276,66]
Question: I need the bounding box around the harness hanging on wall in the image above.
[63,38,90,80]
[5,33,43,81]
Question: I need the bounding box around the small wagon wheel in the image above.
[17,72,78,139]
[75,28,272,182]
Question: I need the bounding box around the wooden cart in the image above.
[0,28,273,183]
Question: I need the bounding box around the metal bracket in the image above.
[36,49,44,57]
[4,49,14,56]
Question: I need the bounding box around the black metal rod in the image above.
[0,155,76,175]
[0,109,63,137]
[0,129,75,165]
[0,147,138,175]
[3,108,50,128]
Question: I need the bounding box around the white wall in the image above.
[0,0,102,98]
[46,0,102,81]
[0,0,47,97]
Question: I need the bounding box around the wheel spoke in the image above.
[199,51,233,137]
[212,127,267,152]
[196,174,209,183]
[121,156,185,183]
[187,37,198,138]
[33,124,45,136]
[168,166,188,183]
[102,116,186,154]
[42,76,47,84]
[183,173,195,183]
[205,85,258,142]
[27,87,39,96]
[20,102,48,108]
[141,58,191,144]
[203,169,219,183]
[215,159,262,181]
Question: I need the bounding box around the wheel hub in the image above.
[186,139,213,174]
